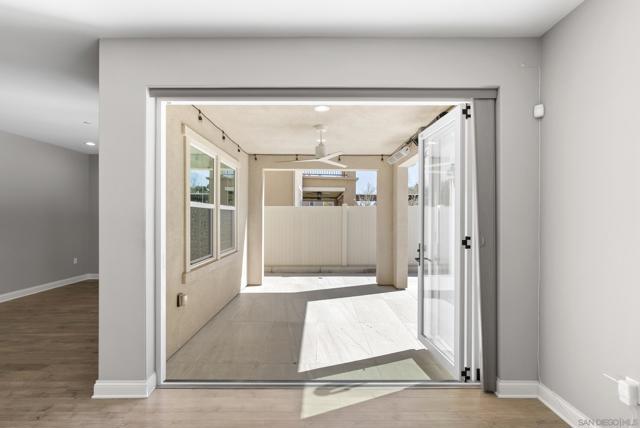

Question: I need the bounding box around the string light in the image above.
[191,105,249,156]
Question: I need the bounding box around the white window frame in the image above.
[184,125,238,272]
[218,160,237,257]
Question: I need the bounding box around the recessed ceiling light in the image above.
[85,141,96,146]
[314,105,330,112]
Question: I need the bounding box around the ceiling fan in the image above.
[284,124,347,168]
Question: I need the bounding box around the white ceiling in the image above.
[0,0,584,153]
[195,105,450,155]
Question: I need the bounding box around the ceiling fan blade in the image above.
[319,151,344,161]
[276,158,316,163]
[292,159,323,163]
[320,159,348,168]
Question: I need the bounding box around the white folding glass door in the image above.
[417,106,466,380]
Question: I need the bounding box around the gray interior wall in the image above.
[0,130,99,295]
[99,37,542,383]
[541,0,640,419]
[88,154,99,274]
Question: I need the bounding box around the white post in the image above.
[341,204,348,266]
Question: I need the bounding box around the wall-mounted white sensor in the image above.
[618,377,639,406]
[533,104,545,119]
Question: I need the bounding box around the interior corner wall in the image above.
[164,105,249,358]
[0,130,98,295]
[99,37,542,384]
[540,0,640,419]
[264,170,295,206]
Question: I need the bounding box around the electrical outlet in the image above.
[73,257,78,265]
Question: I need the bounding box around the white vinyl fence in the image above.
[264,206,376,269]
[408,205,420,266]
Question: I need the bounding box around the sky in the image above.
[356,167,418,194]
[408,163,419,188]
[356,170,377,194]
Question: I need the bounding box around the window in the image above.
[184,126,239,270]
[219,162,236,255]
[189,146,216,264]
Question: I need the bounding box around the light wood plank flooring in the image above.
[0,280,568,427]
[167,275,453,381]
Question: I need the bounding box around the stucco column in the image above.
[247,160,264,285]
[375,161,394,285]
[393,165,409,289]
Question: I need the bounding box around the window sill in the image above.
[182,249,238,283]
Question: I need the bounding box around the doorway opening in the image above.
[157,100,481,385]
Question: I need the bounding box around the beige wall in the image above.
[249,157,393,285]
[264,170,294,206]
[165,105,249,358]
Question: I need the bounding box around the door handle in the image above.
[415,245,433,264]
[414,256,433,264]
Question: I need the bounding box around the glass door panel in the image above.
[417,106,465,380]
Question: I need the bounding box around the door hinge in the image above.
[462,104,471,119]
[461,367,471,382]
[461,236,471,249]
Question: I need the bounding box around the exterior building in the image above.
[265,169,361,206]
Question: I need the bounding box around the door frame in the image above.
[151,88,495,388]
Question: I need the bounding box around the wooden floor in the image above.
[168,276,452,381]
[0,281,568,427]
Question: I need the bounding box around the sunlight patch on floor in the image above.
[298,292,423,373]
[300,385,407,419]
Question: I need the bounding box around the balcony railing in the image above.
[303,169,345,177]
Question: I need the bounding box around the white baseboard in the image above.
[495,379,540,398]
[538,383,589,428]
[93,372,156,399]
[496,380,589,427]
[0,273,99,303]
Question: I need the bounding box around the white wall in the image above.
[264,206,376,268]
[99,37,542,384]
[541,0,640,420]
[0,130,98,296]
